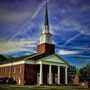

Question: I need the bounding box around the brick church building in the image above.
[0,4,69,85]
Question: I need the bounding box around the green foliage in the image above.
[79,64,90,82]
[68,65,77,75]
[0,85,80,90]
[68,65,77,83]
[0,77,16,84]
[0,54,7,61]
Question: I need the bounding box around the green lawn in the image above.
[0,84,89,90]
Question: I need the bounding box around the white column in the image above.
[39,64,43,85]
[65,67,68,84]
[49,65,52,84]
[58,66,60,84]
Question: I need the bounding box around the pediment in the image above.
[40,54,67,64]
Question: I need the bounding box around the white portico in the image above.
[36,3,69,85]
[36,54,68,85]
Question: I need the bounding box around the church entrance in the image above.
[47,73,53,84]
[55,74,58,84]
[37,73,40,84]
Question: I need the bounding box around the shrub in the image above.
[0,78,3,84]
[0,77,16,84]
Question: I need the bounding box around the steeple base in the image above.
[37,43,55,54]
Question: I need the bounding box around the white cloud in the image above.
[59,19,90,35]
[70,0,81,5]
[58,49,80,55]
[62,32,82,47]
[0,11,32,23]
[0,40,36,54]
[81,6,90,11]
[50,24,60,34]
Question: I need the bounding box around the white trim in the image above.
[0,61,25,68]
[25,60,35,64]
[36,61,41,64]
[0,60,35,68]
[0,59,68,68]
[0,63,12,67]
[37,61,68,67]
[13,61,25,65]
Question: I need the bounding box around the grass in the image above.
[0,84,81,90]
[0,84,89,90]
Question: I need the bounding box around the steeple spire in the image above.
[44,3,49,26]
[43,3,49,33]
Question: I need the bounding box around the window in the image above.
[18,66,21,73]
[14,68,16,73]
[3,69,5,74]
[13,76,16,81]
[5,69,7,74]
[12,67,16,73]
[55,74,58,84]
[9,68,11,73]
[0,69,2,74]
[7,68,9,73]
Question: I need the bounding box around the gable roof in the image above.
[37,54,69,65]
[0,53,68,66]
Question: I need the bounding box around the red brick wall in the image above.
[0,64,66,85]
[24,64,39,85]
[37,43,55,54]
[0,64,25,85]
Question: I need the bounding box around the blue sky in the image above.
[0,0,90,67]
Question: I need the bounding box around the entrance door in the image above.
[37,73,40,84]
[47,73,53,84]
[55,74,58,84]
[47,74,49,84]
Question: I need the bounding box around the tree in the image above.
[0,54,7,61]
[68,65,77,83]
[79,64,90,82]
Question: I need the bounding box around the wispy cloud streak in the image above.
[62,32,83,48]
[8,0,50,42]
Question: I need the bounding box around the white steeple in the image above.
[40,3,52,44]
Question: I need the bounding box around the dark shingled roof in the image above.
[0,53,37,65]
[26,53,51,60]
[0,53,52,65]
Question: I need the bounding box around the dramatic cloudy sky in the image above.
[0,0,90,67]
